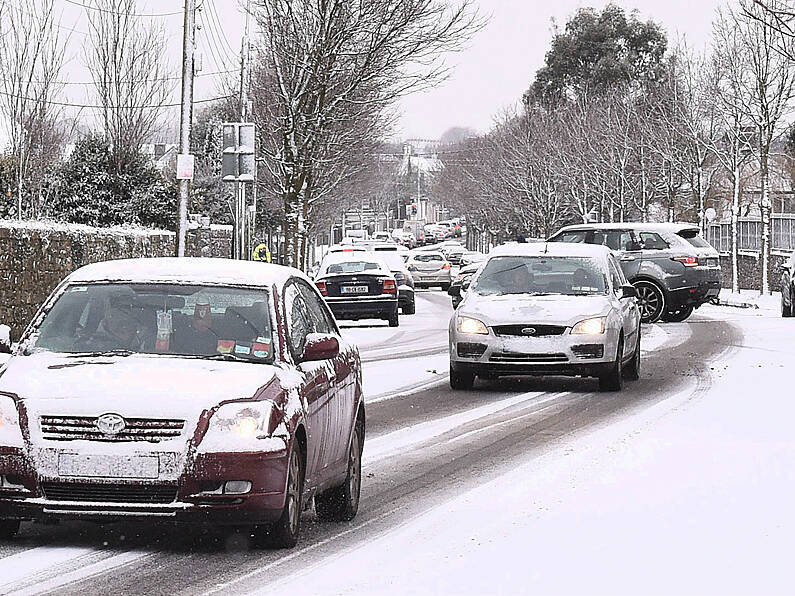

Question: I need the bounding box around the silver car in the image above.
[449,242,641,391]
[406,251,452,290]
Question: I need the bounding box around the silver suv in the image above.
[548,223,721,323]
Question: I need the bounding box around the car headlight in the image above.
[571,317,606,335]
[198,401,276,452]
[457,316,489,335]
[0,395,24,448]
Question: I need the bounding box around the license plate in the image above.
[58,453,159,479]
[341,285,369,294]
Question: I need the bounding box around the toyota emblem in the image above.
[521,327,537,336]
[96,413,126,435]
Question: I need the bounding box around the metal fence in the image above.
[706,214,795,254]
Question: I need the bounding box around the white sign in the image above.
[704,207,717,222]
[177,153,195,180]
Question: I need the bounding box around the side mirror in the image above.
[621,285,637,299]
[0,324,11,354]
[302,333,339,362]
[448,285,461,298]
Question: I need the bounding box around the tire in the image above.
[252,447,303,549]
[633,280,665,323]
[661,305,694,323]
[599,338,624,392]
[402,301,415,315]
[0,520,20,539]
[783,288,793,318]
[388,311,399,327]
[315,421,362,522]
[450,364,475,390]
[623,328,641,381]
[440,283,451,291]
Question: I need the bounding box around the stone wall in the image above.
[0,220,232,338]
[718,252,789,291]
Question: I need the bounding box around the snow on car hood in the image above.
[0,351,278,421]
[460,293,612,326]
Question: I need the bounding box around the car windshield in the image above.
[31,283,274,361]
[474,256,607,296]
[323,260,385,274]
[413,254,444,262]
[677,229,712,248]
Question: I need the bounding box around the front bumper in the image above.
[0,448,290,526]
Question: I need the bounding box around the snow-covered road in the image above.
[2,293,786,596]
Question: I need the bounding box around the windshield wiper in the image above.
[185,353,261,363]
[66,349,136,358]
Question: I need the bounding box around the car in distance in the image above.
[371,231,392,243]
[547,222,721,323]
[449,242,641,391]
[315,252,400,326]
[780,251,795,317]
[460,250,487,267]
[448,262,482,308]
[406,251,452,290]
[437,241,466,265]
[0,258,364,548]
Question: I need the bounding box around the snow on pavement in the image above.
[254,308,794,596]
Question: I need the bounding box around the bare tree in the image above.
[251,0,483,268]
[84,0,173,173]
[0,0,68,218]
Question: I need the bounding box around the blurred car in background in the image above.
[448,262,482,308]
[437,241,466,265]
[371,231,393,243]
[460,250,487,267]
[315,252,400,326]
[406,251,452,290]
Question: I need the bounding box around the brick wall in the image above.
[0,220,232,338]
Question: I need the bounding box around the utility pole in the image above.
[176,0,197,257]
[234,0,252,260]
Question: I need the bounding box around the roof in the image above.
[65,257,305,287]
[555,222,699,233]
[488,242,613,260]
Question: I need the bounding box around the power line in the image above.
[206,0,237,58]
[0,69,235,86]
[61,0,183,17]
[0,89,232,108]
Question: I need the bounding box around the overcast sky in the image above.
[2,0,725,147]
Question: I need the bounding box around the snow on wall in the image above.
[0,220,232,338]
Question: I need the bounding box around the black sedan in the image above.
[315,252,400,326]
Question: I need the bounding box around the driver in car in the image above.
[78,295,145,352]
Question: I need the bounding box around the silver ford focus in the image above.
[448,242,642,392]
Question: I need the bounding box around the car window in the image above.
[592,230,634,251]
[284,283,312,359]
[321,259,386,275]
[474,256,607,296]
[553,231,587,243]
[296,280,337,335]
[676,228,711,248]
[638,232,669,250]
[607,257,626,292]
[414,254,443,262]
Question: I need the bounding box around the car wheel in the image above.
[450,364,475,390]
[633,280,665,323]
[599,337,624,392]
[315,421,362,522]
[0,520,20,539]
[783,287,793,318]
[388,311,399,327]
[253,447,303,549]
[440,283,451,291]
[402,301,415,315]
[623,328,641,381]
[661,305,694,323]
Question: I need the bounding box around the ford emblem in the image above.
[96,413,126,435]
[521,327,537,336]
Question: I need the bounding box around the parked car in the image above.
[449,242,641,391]
[371,231,392,243]
[315,252,399,326]
[0,258,365,548]
[547,222,721,323]
[406,251,452,290]
[448,263,482,308]
[780,251,795,317]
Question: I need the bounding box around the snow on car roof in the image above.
[488,242,612,260]
[65,257,305,287]
[556,222,700,232]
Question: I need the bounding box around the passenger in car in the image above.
[172,297,218,355]
[77,295,146,352]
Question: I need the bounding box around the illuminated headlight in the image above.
[0,395,24,448]
[457,316,489,335]
[571,317,606,335]
[198,401,275,452]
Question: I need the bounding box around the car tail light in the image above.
[442,263,451,270]
[315,281,327,296]
[672,256,698,267]
[383,279,396,294]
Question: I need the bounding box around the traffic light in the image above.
[221,122,256,182]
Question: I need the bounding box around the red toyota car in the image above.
[0,258,364,548]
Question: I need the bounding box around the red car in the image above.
[0,258,364,548]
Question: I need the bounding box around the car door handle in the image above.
[619,256,636,261]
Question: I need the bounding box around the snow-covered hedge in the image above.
[0,220,231,338]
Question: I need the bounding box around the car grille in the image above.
[40,482,178,504]
[571,344,605,359]
[492,325,566,337]
[40,416,185,443]
[489,352,568,363]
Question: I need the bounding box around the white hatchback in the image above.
[449,242,642,391]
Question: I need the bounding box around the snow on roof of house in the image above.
[65,257,305,287]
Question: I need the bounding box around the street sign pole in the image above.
[177,0,196,257]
